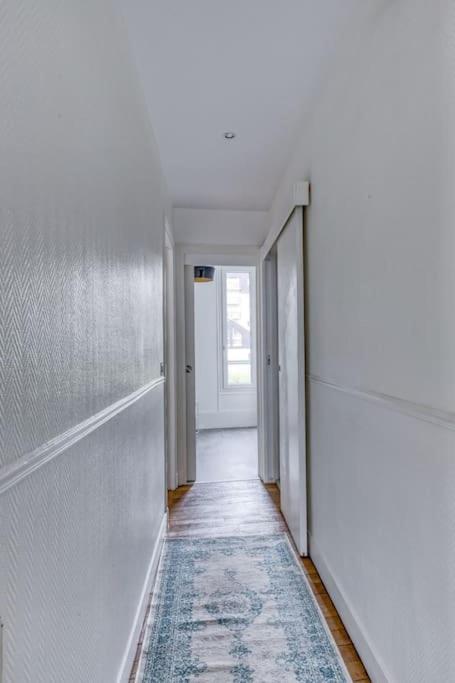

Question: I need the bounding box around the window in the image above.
[221,268,256,389]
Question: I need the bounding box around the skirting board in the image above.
[309,533,391,683]
[117,512,167,683]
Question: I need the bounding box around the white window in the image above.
[221,267,256,390]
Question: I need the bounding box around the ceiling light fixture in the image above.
[194,266,215,283]
[224,131,236,140]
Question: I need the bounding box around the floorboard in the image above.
[131,479,371,682]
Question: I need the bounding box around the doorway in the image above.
[262,207,307,556]
[187,264,259,483]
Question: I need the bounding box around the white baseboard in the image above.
[197,411,257,430]
[117,512,167,683]
[309,533,391,683]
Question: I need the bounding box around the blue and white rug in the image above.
[140,534,350,682]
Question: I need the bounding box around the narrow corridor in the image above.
[0,4,450,680]
[131,481,370,682]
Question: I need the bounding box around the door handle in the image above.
[186,364,193,374]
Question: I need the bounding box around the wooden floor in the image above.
[132,479,370,682]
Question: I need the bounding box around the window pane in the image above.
[227,348,250,362]
[225,271,252,386]
[228,363,252,386]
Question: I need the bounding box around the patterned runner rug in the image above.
[139,534,350,682]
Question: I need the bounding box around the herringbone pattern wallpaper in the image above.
[0,2,167,681]
[0,219,162,469]
[0,388,165,683]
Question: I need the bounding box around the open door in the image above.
[184,265,196,481]
[276,207,307,556]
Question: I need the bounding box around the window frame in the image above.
[219,266,257,392]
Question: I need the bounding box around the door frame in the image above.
[277,207,307,555]
[174,180,309,490]
[258,248,280,483]
[164,222,178,491]
[258,182,310,551]
[175,244,260,486]
[184,264,197,481]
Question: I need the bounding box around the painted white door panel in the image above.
[277,208,307,555]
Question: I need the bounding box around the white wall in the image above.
[174,208,268,246]
[0,3,168,681]
[269,1,455,681]
[194,269,257,430]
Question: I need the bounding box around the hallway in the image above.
[131,481,370,682]
[1,2,452,681]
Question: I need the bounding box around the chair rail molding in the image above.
[0,377,165,496]
[308,374,455,432]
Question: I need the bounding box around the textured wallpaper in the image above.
[0,1,165,468]
[1,218,163,467]
[0,2,167,681]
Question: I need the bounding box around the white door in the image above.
[277,207,307,555]
[184,265,197,481]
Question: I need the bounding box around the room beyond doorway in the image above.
[191,264,259,483]
[196,428,258,483]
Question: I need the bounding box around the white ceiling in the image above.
[120,1,359,211]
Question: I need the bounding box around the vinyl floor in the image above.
[196,427,258,483]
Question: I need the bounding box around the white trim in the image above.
[184,265,197,482]
[164,228,178,491]
[117,512,167,683]
[175,246,188,485]
[308,374,455,433]
[256,257,268,482]
[309,533,391,683]
[259,181,310,260]
[0,377,165,496]
[262,254,279,482]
